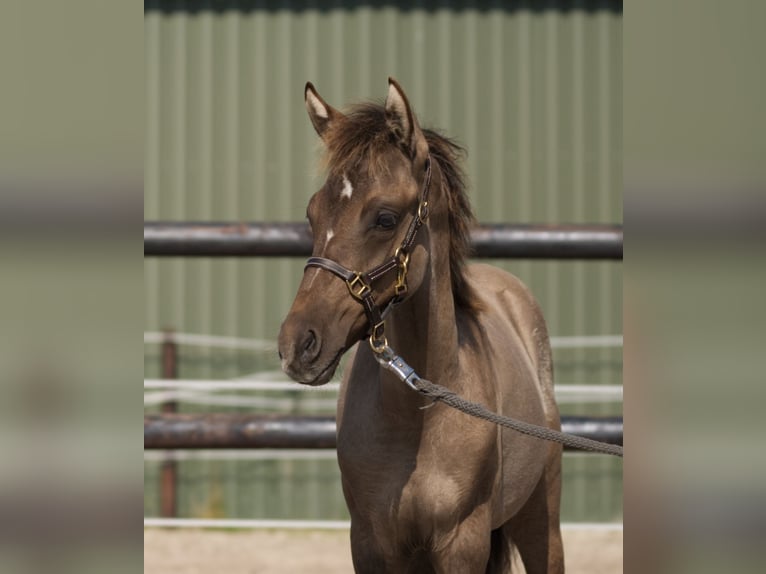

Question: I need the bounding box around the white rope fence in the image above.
[144,331,276,351]
[144,380,622,407]
[143,517,622,531]
[144,331,622,407]
[145,331,622,351]
[549,335,623,349]
[144,389,339,410]
[143,448,614,462]
[144,380,341,392]
[144,449,340,462]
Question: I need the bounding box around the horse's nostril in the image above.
[278,349,283,360]
[304,330,317,352]
[299,330,320,364]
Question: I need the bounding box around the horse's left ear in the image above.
[385,78,429,163]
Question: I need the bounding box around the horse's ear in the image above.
[305,82,343,140]
[385,77,428,162]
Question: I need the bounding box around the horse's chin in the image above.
[290,347,344,387]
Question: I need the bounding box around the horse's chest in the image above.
[396,467,475,526]
[337,417,496,529]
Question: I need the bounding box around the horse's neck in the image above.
[380,230,459,412]
[388,273,457,370]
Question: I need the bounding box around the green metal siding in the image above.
[145,2,622,523]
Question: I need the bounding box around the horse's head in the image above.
[278,78,433,385]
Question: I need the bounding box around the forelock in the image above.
[320,102,401,180]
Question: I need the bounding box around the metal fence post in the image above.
[160,330,178,518]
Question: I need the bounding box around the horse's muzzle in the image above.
[278,314,348,386]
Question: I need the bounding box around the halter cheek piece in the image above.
[304,155,433,354]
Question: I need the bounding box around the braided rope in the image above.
[412,377,624,457]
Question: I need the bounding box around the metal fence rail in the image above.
[144,222,623,259]
[144,413,623,450]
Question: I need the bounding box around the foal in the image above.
[279,78,563,573]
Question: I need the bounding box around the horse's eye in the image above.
[375,212,398,230]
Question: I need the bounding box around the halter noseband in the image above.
[304,155,433,354]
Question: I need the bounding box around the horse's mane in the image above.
[321,102,478,311]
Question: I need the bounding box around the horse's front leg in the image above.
[429,505,494,574]
[349,519,415,574]
[349,519,385,573]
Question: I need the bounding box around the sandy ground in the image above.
[145,528,622,573]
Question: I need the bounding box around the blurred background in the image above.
[624,1,766,573]
[1,0,764,572]
[0,0,766,573]
[143,0,623,529]
[0,2,141,573]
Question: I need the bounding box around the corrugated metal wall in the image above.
[144,1,622,523]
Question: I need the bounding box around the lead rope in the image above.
[373,344,624,458]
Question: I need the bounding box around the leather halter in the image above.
[304,155,433,352]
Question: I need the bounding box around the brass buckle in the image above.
[346,273,371,300]
[394,248,410,296]
[369,321,388,354]
[417,200,429,221]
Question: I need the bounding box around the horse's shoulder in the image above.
[463,264,557,421]
[463,262,551,373]
[465,263,538,309]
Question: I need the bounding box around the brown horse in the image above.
[278,78,563,573]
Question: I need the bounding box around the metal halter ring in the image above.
[417,200,429,221]
[346,273,372,300]
[394,248,410,296]
[369,321,388,354]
